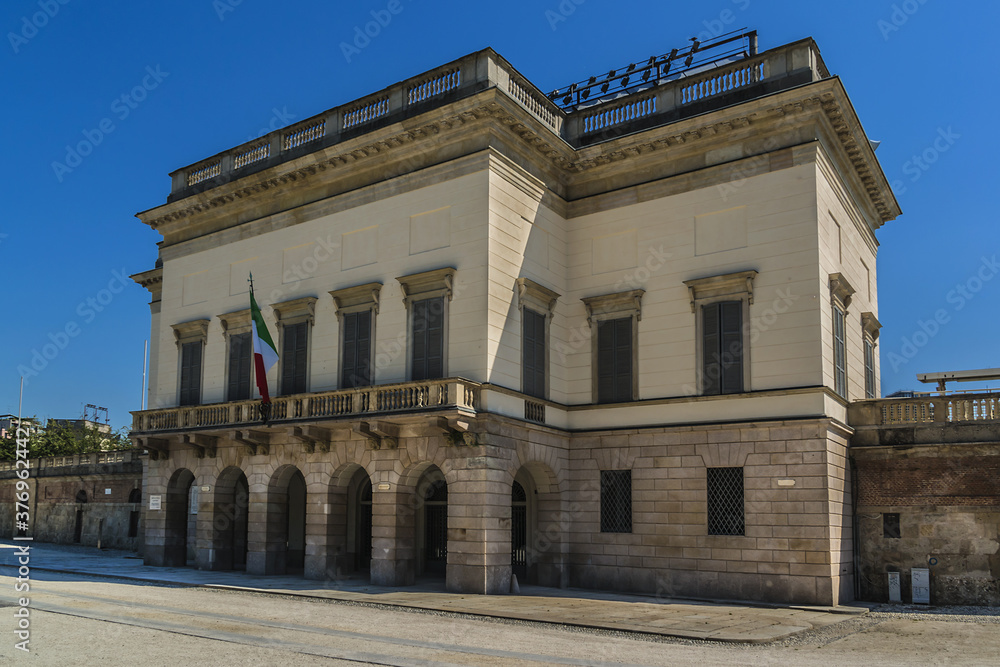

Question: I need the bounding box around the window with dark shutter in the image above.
[341,310,372,388]
[597,317,632,403]
[522,308,546,399]
[227,332,252,401]
[833,305,847,397]
[179,341,202,406]
[281,321,308,395]
[702,301,743,395]
[411,297,444,381]
[864,338,876,399]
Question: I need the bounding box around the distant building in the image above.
[0,415,42,440]
[49,418,113,434]
[131,34,899,605]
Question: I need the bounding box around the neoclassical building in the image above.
[131,33,899,605]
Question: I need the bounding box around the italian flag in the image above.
[249,279,279,403]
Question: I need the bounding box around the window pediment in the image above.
[272,296,318,326]
[861,311,882,340]
[218,308,251,336]
[829,272,856,310]
[171,319,209,345]
[516,277,560,316]
[330,282,382,315]
[396,267,455,304]
[683,270,757,312]
[581,289,644,323]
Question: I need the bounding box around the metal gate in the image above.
[511,481,527,579]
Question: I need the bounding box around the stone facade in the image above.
[131,37,899,605]
[0,452,144,551]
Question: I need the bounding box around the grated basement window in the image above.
[883,513,901,539]
[707,467,745,536]
[600,470,632,533]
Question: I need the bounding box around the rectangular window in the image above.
[702,301,743,395]
[522,308,546,399]
[597,317,632,404]
[227,332,252,401]
[833,305,847,397]
[864,338,876,399]
[883,513,900,539]
[341,310,372,388]
[411,297,444,381]
[179,341,202,406]
[281,321,308,395]
[707,467,745,536]
[600,470,632,533]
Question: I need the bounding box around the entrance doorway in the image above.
[355,479,373,571]
[417,470,448,576]
[286,470,307,573]
[511,480,527,581]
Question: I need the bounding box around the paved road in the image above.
[2,569,1000,666]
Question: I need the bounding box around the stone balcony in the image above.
[131,377,486,458]
[166,38,828,203]
[847,391,1000,447]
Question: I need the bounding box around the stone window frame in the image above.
[582,289,644,404]
[272,296,318,396]
[171,319,209,406]
[861,311,881,399]
[683,270,757,396]
[396,268,455,381]
[330,282,382,389]
[516,277,560,400]
[830,273,855,399]
[218,308,252,401]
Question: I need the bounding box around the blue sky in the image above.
[2,0,997,428]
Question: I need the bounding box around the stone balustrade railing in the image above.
[131,378,480,434]
[848,391,1000,427]
[0,450,138,471]
[169,40,826,197]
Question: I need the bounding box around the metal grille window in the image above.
[600,470,632,533]
[864,338,876,399]
[707,467,744,536]
[833,305,847,398]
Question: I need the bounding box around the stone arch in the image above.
[207,465,250,571]
[248,464,306,575]
[510,459,565,588]
[163,468,196,567]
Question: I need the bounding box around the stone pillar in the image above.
[369,484,416,586]
[304,482,346,580]
[446,466,511,595]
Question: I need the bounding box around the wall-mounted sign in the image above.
[888,572,901,602]
[105,488,112,495]
[912,568,930,604]
[149,495,162,510]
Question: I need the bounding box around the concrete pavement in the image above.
[0,539,867,643]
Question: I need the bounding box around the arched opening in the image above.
[128,488,142,539]
[74,489,88,543]
[511,479,528,582]
[416,467,448,577]
[286,470,307,573]
[349,470,373,572]
[164,468,196,567]
[211,467,250,571]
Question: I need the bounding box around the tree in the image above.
[0,421,132,461]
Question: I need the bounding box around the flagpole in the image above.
[141,339,148,411]
[17,376,23,427]
[248,273,256,402]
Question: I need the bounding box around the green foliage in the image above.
[0,421,132,462]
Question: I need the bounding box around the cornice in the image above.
[139,80,899,243]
